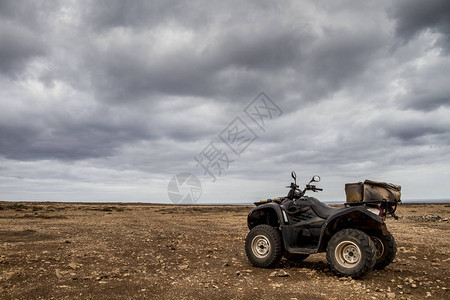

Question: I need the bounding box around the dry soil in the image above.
[0,202,449,299]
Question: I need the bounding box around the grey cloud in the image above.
[0,115,148,161]
[301,28,387,102]
[397,59,450,111]
[391,0,450,51]
[0,95,224,161]
[0,0,57,30]
[384,121,448,143]
[0,22,47,76]
[50,5,311,104]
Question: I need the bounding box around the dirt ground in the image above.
[0,202,448,300]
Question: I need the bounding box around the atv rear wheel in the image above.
[245,225,283,268]
[371,232,397,270]
[326,229,376,278]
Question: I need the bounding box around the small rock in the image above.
[269,270,290,277]
[222,263,230,267]
[411,284,417,288]
[403,277,414,283]
[387,292,396,299]
[55,269,62,279]
[277,269,290,277]
[68,262,78,270]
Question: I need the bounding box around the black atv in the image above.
[245,172,397,278]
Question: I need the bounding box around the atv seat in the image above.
[308,198,346,219]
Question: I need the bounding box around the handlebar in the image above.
[285,178,323,199]
[305,184,322,192]
[286,183,299,188]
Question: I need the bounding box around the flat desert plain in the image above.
[0,202,448,299]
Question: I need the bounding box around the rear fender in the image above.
[247,203,286,229]
[317,206,385,252]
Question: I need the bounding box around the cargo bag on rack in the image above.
[345,182,364,203]
[363,180,401,203]
[345,180,401,203]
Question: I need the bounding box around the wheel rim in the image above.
[371,236,384,260]
[335,241,361,268]
[251,235,271,258]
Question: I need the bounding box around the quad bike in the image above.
[245,172,399,278]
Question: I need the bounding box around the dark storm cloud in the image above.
[383,118,449,143]
[57,0,387,109]
[391,0,450,51]
[301,28,387,102]
[0,22,47,76]
[80,26,308,104]
[0,99,222,161]
[36,0,312,105]
[83,0,192,31]
[0,111,150,160]
[0,1,61,76]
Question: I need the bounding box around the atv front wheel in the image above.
[371,232,397,270]
[245,225,283,268]
[326,229,376,278]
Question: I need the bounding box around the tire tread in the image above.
[326,229,376,278]
[245,225,283,268]
[374,232,397,270]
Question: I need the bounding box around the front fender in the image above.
[317,206,384,252]
[247,203,286,229]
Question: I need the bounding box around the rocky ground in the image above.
[0,202,448,299]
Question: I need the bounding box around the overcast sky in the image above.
[1,0,449,204]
